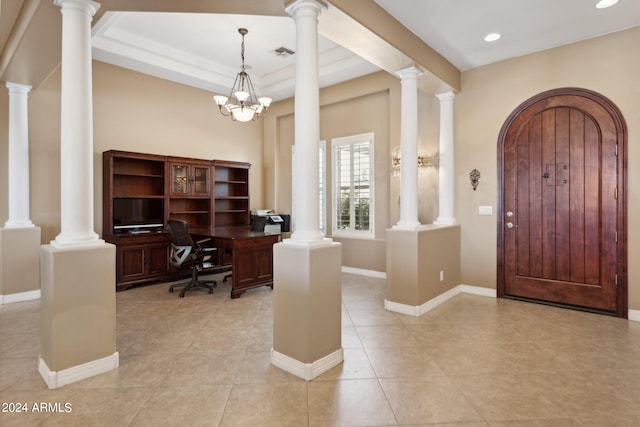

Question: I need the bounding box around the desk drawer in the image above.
[233,234,279,249]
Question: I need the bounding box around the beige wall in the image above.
[19,61,264,242]
[455,26,640,308]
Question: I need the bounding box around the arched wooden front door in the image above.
[497,88,628,317]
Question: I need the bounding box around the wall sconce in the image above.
[417,153,437,168]
[392,147,437,177]
[469,168,481,190]
[391,146,401,177]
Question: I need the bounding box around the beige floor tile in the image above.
[187,326,251,353]
[0,388,77,427]
[426,341,502,375]
[78,352,175,389]
[234,350,304,383]
[119,327,199,355]
[355,325,420,348]
[380,376,484,425]
[40,388,152,426]
[244,325,273,352]
[219,382,308,427]
[160,351,243,387]
[488,420,580,426]
[341,327,363,349]
[0,356,40,391]
[574,414,640,427]
[3,274,640,426]
[313,348,377,381]
[129,385,232,427]
[451,373,566,421]
[519,372,640,418]
[347,307,402,326]
[308,379,397,426]
[366,345,445,378]
[406,321,483,347]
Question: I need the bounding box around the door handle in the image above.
[506,222,517,229]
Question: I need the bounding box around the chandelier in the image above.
[213,28,272,122]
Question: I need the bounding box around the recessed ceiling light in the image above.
[484,33,501,42]
[596,0,619,9]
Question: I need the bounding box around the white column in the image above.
[434,91,456,225]
[393,66,422,230]
[286,0,327,244]
[5,83,34,228]
[52,0,103,248]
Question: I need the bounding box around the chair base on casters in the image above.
[169,267,217,298]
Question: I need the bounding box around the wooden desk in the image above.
[190,226,280,299]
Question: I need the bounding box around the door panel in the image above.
[498,88,627,317]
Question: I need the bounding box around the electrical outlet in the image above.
[439,270,444,281]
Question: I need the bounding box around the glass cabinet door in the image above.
[171,164,189,194]
[192,166,210,196]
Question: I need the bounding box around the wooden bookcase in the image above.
[103,150,252,290]
[212,160,251,227]
[167,157,213,227]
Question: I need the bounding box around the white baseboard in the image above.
[0,289,41,305]
[39,352,119,389]
[385,284,495,317]
[458,284,497,298]
[341,266,386,279]
[628,309,640,322]
[271,348,343,381]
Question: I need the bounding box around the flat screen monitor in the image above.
[113,198,164,232]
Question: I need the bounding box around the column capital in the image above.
[6,82,32,94]
[436,90,456,102]
[285,0,327,17]
[396,66,423,80]
[54,0,100,16]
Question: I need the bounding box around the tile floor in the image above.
[2,272,640,426]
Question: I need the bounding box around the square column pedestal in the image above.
[386,225,461,316]
[39,243,119,389]
[0,227,41,303]
[271,241,342,380]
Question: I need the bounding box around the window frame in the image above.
[331,132,375,239]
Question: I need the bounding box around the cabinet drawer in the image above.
[233,235,279,249]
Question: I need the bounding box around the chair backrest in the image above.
[167,219,195,247]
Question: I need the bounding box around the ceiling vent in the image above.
[273,46,295,57]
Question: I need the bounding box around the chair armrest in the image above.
[196,237,212,245]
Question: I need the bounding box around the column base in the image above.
[271,348,343,381]
[272,241,343,380]
[39,243,117,388]
[386,225,461,315]
[433,217,457,226]
[0,227,41,302]
[39,352,119,389]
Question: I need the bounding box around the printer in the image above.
[250,210,290,234]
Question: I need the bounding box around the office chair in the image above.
[167,219,217,297]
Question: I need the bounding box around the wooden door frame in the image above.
[497,87,628,318]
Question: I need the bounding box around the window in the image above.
[332,133,374,238]
[291,141,326,234]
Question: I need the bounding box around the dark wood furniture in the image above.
[103,150,259,292]
[191,226,280,299]
[166,219,218,298]
[103,151,172,290]
[106,232,171,290]
[212,160,251,227]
